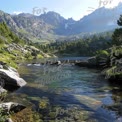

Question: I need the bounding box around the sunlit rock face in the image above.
[0,67,26,91]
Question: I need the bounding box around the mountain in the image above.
[0,3,122,42]
[61,2,122,34]
[76,5,122,33]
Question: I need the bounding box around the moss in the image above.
[0,53,18,68]
[49,112,56,119]
[96,50,109,59]
[105,66,122,80]
[24,52,33,60]
[0,91,7,102]
[37,54,43,59]
[11,107,43,122]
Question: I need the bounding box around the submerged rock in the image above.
[74,95,102,110]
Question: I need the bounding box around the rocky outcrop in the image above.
[75,57,100,68]
[0,61,27,121]
[0,61,26,91]
[0,68,26,91]
[0,102,26,113]
[87,57,97,67]
[51,61,61,66]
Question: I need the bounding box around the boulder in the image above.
[0,102,26,113]
[75,57,98,68]
[0,69,26,91]
[51,61,61,66]
[7,67,19,76]
[87,56,97,67]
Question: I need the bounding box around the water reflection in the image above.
[16,61,122,121]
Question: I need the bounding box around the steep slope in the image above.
[12,13,55,41]
[76,6,121,33]
[0,10,56,42]
[0,22,50,68]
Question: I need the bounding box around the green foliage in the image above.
[0,108,9,122]
[96,50,109,57]
[38,34,111,56]
[37,54,43,59]
[112,28,122,46]
[102,46,122,80]
[0,38,4,44]
[0,22,25,44]
[0,22,45,68]
[112,15,122,46]
[117,15,122,26]
[105,66,122,79]
[99,16,122,81]
[24,52,33,60]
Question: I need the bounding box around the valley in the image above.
[0,1,122,121]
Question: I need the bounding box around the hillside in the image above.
[0,22,50,68]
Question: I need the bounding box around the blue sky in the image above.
[0,0,121,20]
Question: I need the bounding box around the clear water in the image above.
[14,58,122,122]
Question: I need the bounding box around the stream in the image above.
[10,57,122,121]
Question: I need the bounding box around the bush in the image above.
[0,108,9,122]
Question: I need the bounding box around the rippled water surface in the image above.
[15,58,122,122]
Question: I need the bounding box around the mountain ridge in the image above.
[0,3,122,42]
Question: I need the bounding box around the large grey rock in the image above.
[0,69,26,90]
[0,102,26,113]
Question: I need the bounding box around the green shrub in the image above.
[0,108,9,122]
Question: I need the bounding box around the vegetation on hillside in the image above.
[98,15,122,81]
[0,22,46,68]
[37,32,111,56]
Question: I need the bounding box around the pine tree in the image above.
[112,15,122,45]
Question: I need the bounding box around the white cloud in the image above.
[12,11,23,15]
